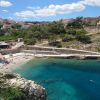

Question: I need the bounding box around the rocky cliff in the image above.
[0,72,46,100]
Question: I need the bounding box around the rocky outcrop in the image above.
[0,72,46,100]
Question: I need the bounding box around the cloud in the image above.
[27,6,40,10]
[35,7,56,16]
[81,0,100,6]
[14,0,100,18]
[15,2,85,18]
[2,10,8,12]
[0,0,13,7]
[15,10,35,18]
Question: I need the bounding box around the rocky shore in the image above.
[0,72,46,100]
[0,53,34,73]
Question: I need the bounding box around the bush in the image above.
[66,29,76,35]
[49,41,62,48]
[4,74,16,79]
[62,34,75,42]
[0,87,25,100]
[75,29,91,44]
[97,48,100,52]
[76,33,91,43]
[24,38,36,45]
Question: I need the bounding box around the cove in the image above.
[13,58,100,100]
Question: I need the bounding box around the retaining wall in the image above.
[24,46,100,55]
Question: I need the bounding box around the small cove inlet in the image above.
[13,58,100,100]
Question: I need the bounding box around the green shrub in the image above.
[49,41,62,48]
[66,29,76,35]
[75,33,91,44]
[4,74,16,79]
[0,87,25,100]
[97,48,100,52]
[75,29,91,44]
[62,34,75,42]
[24,38,36,45]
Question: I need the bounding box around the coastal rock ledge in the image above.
[0,72,46,100]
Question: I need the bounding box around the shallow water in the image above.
[13,58,100,100]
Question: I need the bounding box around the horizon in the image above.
[0,15,100,22]
[0,0,100,21]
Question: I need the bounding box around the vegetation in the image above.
[66,17,84,29]
[0,17,93,47]
[49,41,62,48]
[0,87,25,100]
[24,38,36,45]
[62,34,75,42]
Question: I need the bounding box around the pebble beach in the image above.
[0,53,34,73]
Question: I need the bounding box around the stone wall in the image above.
[1,45,100,55]
[24,46,100,55]
[0,46,23,55]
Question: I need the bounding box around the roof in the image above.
[0,42,9,46]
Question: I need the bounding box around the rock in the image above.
[0,72,46,100]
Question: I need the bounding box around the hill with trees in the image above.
[0,16,100,52]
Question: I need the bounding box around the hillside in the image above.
[0,16,100,52]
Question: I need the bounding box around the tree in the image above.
[30,25,41,32]
[48,35,57,43]
[0,29,5,36]
[9,29,22,38]
[66,17,84,29]
[33,31,42,40]
[62,34,75,42]
[75,30,91,44]
[0,24,3,29]
[49,40,62,48]
[48,35,62,47]
[12,24,22,29]
[66,29,76,35]
[24,38,36,45]
[47,21,66,35]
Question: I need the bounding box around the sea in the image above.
[13,58,100,100]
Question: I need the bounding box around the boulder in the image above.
[0,72,46,100]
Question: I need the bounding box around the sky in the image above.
[0,0,100,21]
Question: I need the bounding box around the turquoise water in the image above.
[13,58,100,100]
[0,60,5,65]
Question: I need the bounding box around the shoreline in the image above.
[35,54,100,59]
[0,52,100,73]
[0,53,35,73]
